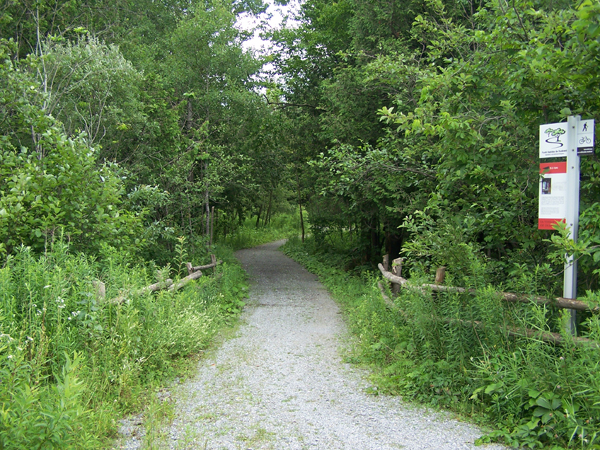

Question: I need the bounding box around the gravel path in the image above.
[119,240,506,449]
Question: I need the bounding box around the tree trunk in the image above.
[385,229,404,263]
[186,99,193,131]
[205,196,210,237]
[255,202,263,228]
[204,161,210,239]
[299,203,305,242]
[210,206,215,246]
[265,190,273,226]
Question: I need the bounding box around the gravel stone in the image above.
[117,240,506,449]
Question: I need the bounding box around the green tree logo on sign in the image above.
[544,127,566,148]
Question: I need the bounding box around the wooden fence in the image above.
[377,256,598,347]
[92,255,222,304]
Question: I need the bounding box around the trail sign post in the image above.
[539,115,594,335]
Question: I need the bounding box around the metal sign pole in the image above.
[564,115,580,335]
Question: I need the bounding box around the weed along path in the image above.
[121,240,506,450]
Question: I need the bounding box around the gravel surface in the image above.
[118,240,506,449]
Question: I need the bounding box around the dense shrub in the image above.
[0,40,143,257]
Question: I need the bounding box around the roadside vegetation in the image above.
[219,213,303,250]
[2,0,600,448]
[0,241,246,448]
[283,235,600,449]
[0,217,299,449]
[0,0,301,445]
[273,2,600,446]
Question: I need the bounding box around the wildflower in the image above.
[44,285,51,289]
[7,355,13,359]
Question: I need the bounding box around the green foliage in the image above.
[4,0,600,445]
[38,36,146,149]
[0,241,248,447]
[272,0,600,292]
[0,349,92,449]
[372,0,600,289]
[0,0,293,264]
[546,206,600,285]
[218,213,303,251]
[0,40,144,256]
[401,211,487,287]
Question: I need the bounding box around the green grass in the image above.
[0,241,249,448]
[217,212,303,250]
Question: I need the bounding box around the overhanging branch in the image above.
[262,94,325,111]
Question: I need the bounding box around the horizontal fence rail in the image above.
[102,255,222,305]
[377,257,598,348]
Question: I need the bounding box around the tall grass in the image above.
[0,242,247,448]
[282,235,600,449]
[218,212,302,250]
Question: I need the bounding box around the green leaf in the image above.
[536,397,552,409]
[484,383,501,394]
[528,389,541,399]
[560,107,572,117]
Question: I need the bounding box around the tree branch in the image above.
[262,94,325,111]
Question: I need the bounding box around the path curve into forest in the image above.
[120,240,506,449]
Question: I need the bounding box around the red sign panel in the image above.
[538,162,567,230]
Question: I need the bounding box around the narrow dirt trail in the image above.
[122,240,505,449]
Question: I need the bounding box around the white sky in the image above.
[236,0,301,54]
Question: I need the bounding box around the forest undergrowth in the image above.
[282,234,600,450]
[218,212,302,250]
[0,240,250,449]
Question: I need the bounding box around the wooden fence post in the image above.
[94,280,106,301]
[383,254,390,272]
[391,258,404,295]
[435,266,446,285]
